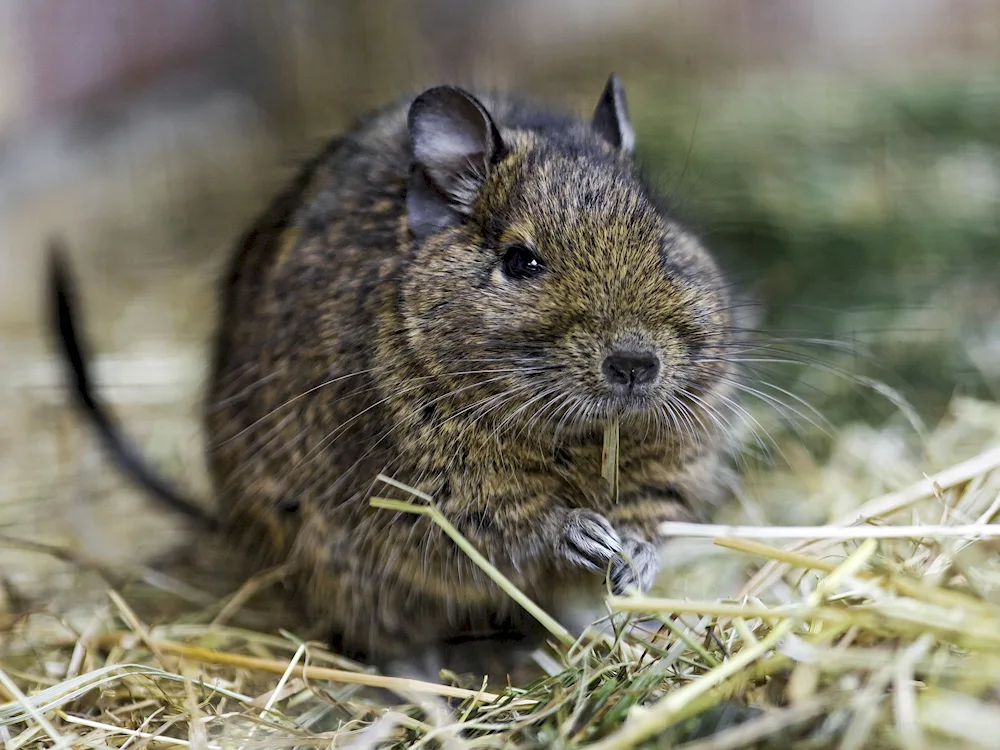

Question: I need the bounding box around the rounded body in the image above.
[204,84,738,661]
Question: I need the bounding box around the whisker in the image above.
[218,364,553,450]
[684,384,777,461]
[284,369,550,487]
[214,367,381,447]
[491,385,565,443]
[718,378,833,439]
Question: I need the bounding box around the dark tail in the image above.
[46,239,219,530]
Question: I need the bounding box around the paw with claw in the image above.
[610,537,660,595]
[560,509,623,573]
[560,510,661,595]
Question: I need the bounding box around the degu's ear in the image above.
[591,73,635,155]
[407,86,506,239]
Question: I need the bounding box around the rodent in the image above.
[48,74,739,671]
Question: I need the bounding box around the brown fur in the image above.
[202,83,739,663]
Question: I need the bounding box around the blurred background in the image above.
[1,1,999,611]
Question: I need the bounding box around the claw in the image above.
[561,509,622,573]
[610,537,660,595]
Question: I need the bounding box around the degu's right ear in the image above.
[407,86,506,239]
[591,73,635,155]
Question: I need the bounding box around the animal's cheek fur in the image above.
[548,334,609,401]
[399,235,497,351]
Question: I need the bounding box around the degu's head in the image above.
[399,75,735,442]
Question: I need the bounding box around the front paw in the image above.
[560,509,623,573]
[610,537,660,595]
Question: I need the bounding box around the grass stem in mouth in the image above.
[603,418,620,503]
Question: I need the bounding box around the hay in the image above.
[3,397,1000,748]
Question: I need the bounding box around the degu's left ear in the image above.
[591,73,635,155]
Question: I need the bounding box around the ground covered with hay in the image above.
[2,66,999,749]
[3,395,1000,749]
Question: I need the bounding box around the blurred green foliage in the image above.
[631,70,1000,426]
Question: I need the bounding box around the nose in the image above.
[601,351,660,389]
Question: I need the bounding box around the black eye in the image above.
[502,244,545,280]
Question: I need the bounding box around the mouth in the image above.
[528,389,665,441]
[585,390,661,422]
